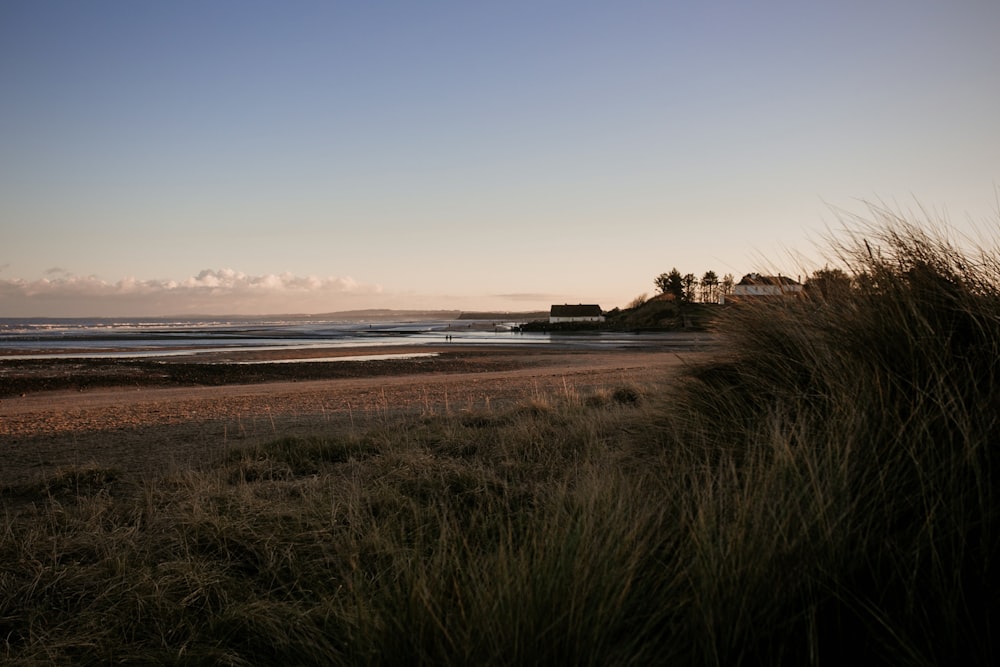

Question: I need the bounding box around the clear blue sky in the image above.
[2,0,998,316]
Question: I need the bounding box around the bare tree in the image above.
[721,273,735,299]
[626,293,649,310]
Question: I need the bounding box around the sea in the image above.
[0,316,711,361]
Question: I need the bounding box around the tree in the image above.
[654,269,685,302]
[700,270,719,303]
[654,272,669,295]
[805,266,853,300]
[682,273,697,303]
[721,273,735,299]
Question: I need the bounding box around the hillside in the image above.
[604,295,721,331]
[521,296,721,332]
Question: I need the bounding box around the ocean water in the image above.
[0,316,715,360]
[0,316,544,359]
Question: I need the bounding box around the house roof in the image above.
[737,273,800,286]
[550,304,603,317]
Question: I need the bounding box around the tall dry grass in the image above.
[666,205,1000,664]
[2,206,998,664]
[2,384,674,666]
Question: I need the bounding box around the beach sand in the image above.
[0,345,710,487]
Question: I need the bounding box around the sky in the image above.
[2,0,999,317]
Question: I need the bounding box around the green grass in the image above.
[2,206,998,664]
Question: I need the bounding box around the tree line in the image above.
[651,269,735,304]
[647,266,855,305]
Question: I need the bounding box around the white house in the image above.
[549,304,605,323]
[721,274,803,304]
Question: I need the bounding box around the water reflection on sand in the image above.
[225,352,440,364]
[0,317,718,361]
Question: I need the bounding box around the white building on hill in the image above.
[721,274,803,304]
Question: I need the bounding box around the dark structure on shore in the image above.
[549,304,605,323]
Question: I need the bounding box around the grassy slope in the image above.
[2,208,998,665]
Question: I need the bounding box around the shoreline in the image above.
[0,345,537,398]
[0,334,717,398]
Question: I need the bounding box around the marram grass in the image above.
[2,208,999,665]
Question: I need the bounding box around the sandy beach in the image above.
[0,344,710,486]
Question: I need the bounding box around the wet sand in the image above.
[0,345,711,487]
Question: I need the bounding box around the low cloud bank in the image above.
[0,268,382,316]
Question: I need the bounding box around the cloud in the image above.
[173,268,368,295]
[0,269,382,316]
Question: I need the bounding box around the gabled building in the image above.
[549,304,605,323]
[721,274,803,304]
